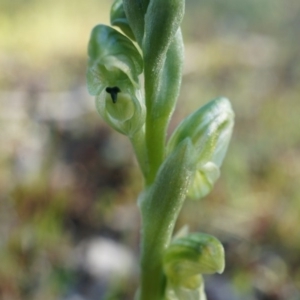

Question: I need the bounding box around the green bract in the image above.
[167,97,234,199]
[140,138,197,248]
[138,139,197,300]
[143,0,185,76]
[151,30,184,117]
[110,0,135,40]
[87,24,143,96]
[163,233,225,289]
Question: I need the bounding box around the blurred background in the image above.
[0,0,300,299]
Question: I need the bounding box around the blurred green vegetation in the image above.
[0,0,300,299]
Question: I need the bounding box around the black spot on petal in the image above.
[105,86,121,103]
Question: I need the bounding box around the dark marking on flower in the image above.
[106,86,121,103]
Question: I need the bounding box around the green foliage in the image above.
[87,1,234,299]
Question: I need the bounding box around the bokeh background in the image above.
[1,0,300,299]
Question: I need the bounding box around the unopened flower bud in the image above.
[167,97,234,199]
[163,233,225,289]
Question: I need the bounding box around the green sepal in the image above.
[87,24,143,96]
[163,233,225,288]
[95,88,145,137]
[143,0,185,79]
[188,162,220,199]
[167,97,234,200]
[110,0,135,41]
[165,279,207,300]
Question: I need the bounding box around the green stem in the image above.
[143,49,164,185]
[138,190,175,300]
[145,115,166,185]
[130,128,148,179]
[139,232,167,300]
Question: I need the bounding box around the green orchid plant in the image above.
[86,0,234,299]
